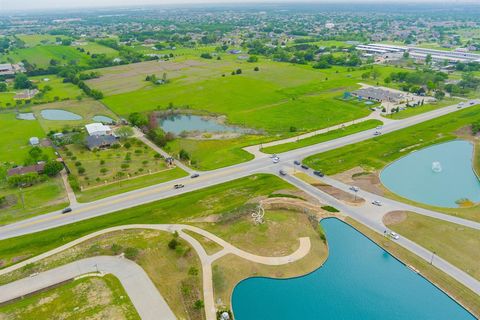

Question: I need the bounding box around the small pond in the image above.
[40,109,82,121]
[232,218,475,320]
[381,140,480,207]
[16,113,35,120]
[158,114,249,135]
[92,115,114,124]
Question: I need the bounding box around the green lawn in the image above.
[387,98,461,120]
[0,174,292,268]
[16,34,66,47]
[386,212,480,281]
[0,177,68,226]
[80,42,119,57]
[262,119,383,154]
[0,274,139,320]
[0,113,53,164]
[304,105,480,175]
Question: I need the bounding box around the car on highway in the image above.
[376,125,383,130]
[313,170,324,177]
[174,184,185,189]
[371,200,382,206]
[349,186,359,192]
[301,164,309,170]
[373,131,381,136]
[191,173,200,178]
[294,160,301,165]
[279,169,287,176]
[389,231,400,240]
[61,207,72,214]
[469,100,476,105]
[272,157,279,163]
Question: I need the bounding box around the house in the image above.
[85,123,112,136]
[86,135,118,150]
[7,163,45,177]
[0,63,14,76]
[29,137,40,146]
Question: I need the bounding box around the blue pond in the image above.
[40,109,82,121]
[159,114,247,135]
[232,218,474,320]
[92,115,114,124]
[381,140,480,207]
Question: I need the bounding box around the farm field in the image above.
[1,45,91,68]
[78,42,119,56]
[0,113,53,164]
[93,58,403,134]
[32,99,118,132]
[0,274,140,320]
[16,34,66,46]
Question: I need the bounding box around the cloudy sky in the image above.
[0,0,475,11]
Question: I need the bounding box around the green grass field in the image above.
[32,99,118,132]
[0,274,139,320]
[16,34,66,47]
[304,105,480,175]
[262,119,383,154]
[1,45,91,68]
[80,42,119,57]
[0,113,53,164]
[0,174,292,268]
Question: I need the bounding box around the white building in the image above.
[85,123,112,136]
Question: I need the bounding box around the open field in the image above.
[387,98,462,120]
[0,229,203,319]
[32,99,118,132]
[0,113,53,164]
[79,42,119,57]
[0,174,292,268]
[0,176,68,226]
[16,34,66,47]
[304,105,480,175]
[1,45,91,68]
[347,217,480,316]
[0,274,140,320]
[262,119,383,154]
[93,59,405,134]
[385,211,480,281]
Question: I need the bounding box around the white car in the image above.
[372,200,382,206]
[272,157,279,163]
[349,186,359,192]
[389,231,399,240]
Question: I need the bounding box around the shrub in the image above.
[77,167,86,175]
[111,243,123,255]
[124,247,139,260]
[168,238,179,250]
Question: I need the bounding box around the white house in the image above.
[85,123,112,136]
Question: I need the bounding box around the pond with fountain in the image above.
[380,140,480,207]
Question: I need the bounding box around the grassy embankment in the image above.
[348,218,480,317]
[304,106,480,221]
[386,212,480,281]
[262,119,382,154]
[0,174,291,268]
[0,274,140,320]
[386,97,461,120]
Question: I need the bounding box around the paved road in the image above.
[0,256,176,320]
[0,100,476,240]
[0,224,310,320]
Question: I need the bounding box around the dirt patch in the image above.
[188,214,221,223]
[333,166,385,196]
[313,183,365,206]
[383,211,408,226]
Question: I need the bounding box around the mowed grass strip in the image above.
[386,211,480,281]
[304,106,480,175]
[262,119,383,154]
[0,174,293,268]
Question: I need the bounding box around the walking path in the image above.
[0,224,311,320]
[0,256,176,320]
[60,169,77,207]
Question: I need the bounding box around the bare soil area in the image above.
[383,211,408,226]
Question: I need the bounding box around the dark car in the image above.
[294,160,301,165]
[61,207,72,214]
[301,164,309,170]
[191,173,200,178]
[279,169,287,176]
[174,184,185,189]
[313,170,324,177]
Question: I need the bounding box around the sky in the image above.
[0,0,476,11]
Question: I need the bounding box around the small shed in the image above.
[29,137,40,146]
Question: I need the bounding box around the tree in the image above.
[115,126,134,139]
[425,54,432,65]
[200,53,212,59]
[168,238,179,250]
[0,82,7,92]
[247,55,258,63]
[235,68,242,74]
[77,167,86,175]
[128,112,148,127]
[194,300,204,310]
[14,74,34,89]
[434,90,445,100]
[179,149,190,161]
[43,161,63,177]
[254,66,259,72]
